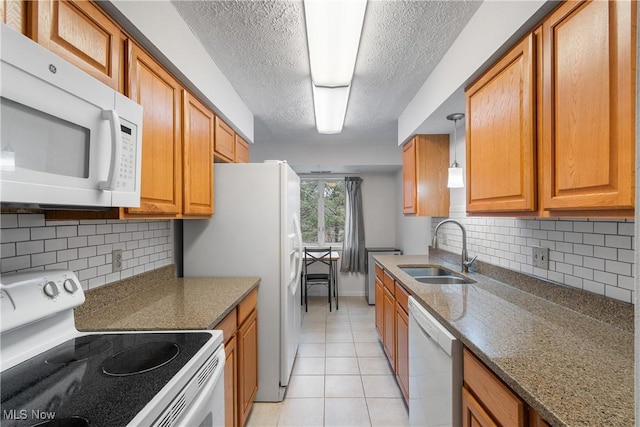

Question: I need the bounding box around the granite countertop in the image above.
[75,266,260,331]
[373,252,634,427]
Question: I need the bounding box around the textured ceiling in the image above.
[171,0,482,145]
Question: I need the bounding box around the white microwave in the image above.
[0,24,143,209]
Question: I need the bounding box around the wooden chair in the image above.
[303,247,334,312]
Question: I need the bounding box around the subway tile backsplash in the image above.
[1,214,172,290]
[432,217,635,303]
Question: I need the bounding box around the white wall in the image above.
[250,141,401,173]
[449,123,467,218]
[394,170,431,255]
[337,172,398,296]
[0,214,173,291]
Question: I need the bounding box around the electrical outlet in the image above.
[532,247,549,270]
[112,249,123,272]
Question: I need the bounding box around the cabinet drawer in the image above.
[395,282,409,312]
[238,288,258,325]
[463,348,525,427]
[383,271,395,294]
[216,308,237,344]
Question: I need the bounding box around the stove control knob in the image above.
[43,281,59,298]
[63,278,78,294]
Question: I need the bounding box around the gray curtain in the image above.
[341,177,365,273]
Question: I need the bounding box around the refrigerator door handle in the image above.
[291,215,303,296]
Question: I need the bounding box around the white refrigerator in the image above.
[183,161,303,402]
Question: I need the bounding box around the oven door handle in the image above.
[99,109,122,191]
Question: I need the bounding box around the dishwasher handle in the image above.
[409,296,457,356]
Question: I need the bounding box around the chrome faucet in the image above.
[432,219,477,273]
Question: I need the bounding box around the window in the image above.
[300,179,345,245]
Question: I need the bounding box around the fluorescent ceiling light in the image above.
[304,0,367,87]
[312,85,351,134]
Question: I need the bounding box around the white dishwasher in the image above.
[408,296,462,427]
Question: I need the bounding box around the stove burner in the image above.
[31,416,89,427]
[45,336,113,365]
[102,341,180,376]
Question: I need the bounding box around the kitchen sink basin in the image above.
[414,276,472,285]
[399,265,474,285]
[400,266,451,277]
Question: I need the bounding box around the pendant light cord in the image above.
[447,113,464,168]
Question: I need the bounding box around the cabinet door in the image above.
[402,138,417,214]
[463,348,525,427]
[238,308,258,427]
[541,0,635,212]
[125,41,182,217]
[224,335,238,427]
[1,0,26,34]
[183,91,214,216]
[215,116,235,163]
[395,303,409,402]
[32,0,122,90]
[462,388,498,427]
[235,135,250,163]
[383,286,395,367]
[374,277,384,339]
[466,34,536,213]
[403,135,451,216]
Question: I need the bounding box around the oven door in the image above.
[154,345,225,427]
[0,25,141,208]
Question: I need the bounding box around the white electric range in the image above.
[0,270,224,427]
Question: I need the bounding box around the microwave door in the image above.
[0,39,116,207]
[0,98,113,207]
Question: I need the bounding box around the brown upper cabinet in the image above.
[30,0,122,91]
[235,135,250,163]
[123,41,183,218]
[402,134,450,216]
[214,116,236,163]
[182,91,214,216]
[4,0,249,220]
[1,0,27,34]
[466,0,636,217]
[466,34,536,214]
[541,0,635,214]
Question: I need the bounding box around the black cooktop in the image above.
[1,332,212,427]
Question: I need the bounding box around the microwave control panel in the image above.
[117,123,137,191]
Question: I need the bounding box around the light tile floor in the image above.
[245,296,409,427]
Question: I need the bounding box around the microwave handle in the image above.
[99,110,122,191]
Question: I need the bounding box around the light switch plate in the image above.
[532,247,549,270]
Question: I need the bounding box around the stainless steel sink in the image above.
[399,265,474,285]
[414,276,472,285]
[400,267,450,277]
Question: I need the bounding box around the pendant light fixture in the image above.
[446,113,465,188]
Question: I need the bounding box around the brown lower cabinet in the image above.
[375,264,409,403]
[463,348,550,427]
[375,262,552,424]
[394,283,409,401]
[215,288,258,427]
